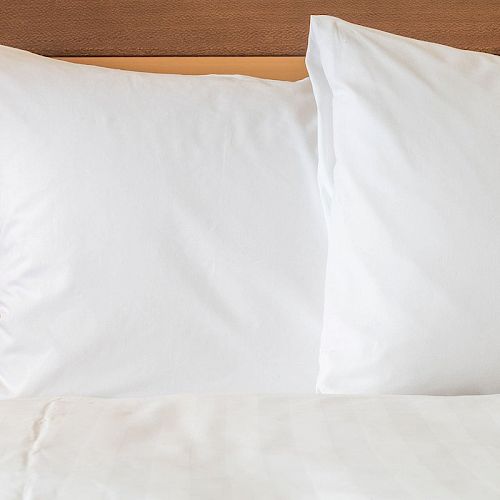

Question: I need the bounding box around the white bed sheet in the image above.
[1,394,500,499]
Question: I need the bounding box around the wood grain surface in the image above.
[1,1,499,56]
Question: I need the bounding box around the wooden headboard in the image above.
[1,1,499,80]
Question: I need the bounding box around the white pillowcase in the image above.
[307,16,500,394]
[0,45,326,397]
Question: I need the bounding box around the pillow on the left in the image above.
[0,45,326,397]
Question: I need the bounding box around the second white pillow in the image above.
[307,16,500,395]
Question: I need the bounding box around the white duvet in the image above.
[1,395,500,499]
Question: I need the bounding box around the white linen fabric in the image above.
[0,45,326,397]
[307,16,500,394]
[1,394,500,499]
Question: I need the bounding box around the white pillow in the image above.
[307,16,500,395]
[0,45,326,397]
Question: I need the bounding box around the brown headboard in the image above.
[2,0,500,56]
[1,1,498,79]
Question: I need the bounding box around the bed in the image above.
[3,394,500,498]
[1,1,500,498]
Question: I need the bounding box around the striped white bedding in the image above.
[1,394,500,499]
